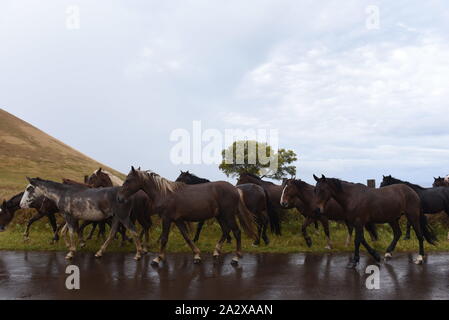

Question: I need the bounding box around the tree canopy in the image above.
[219,140,297,180]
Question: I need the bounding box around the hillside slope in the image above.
[0,108,124,199]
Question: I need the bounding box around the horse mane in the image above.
[324,178,344,192]
[144,170,184,195]
[31,178,79,191]
[387,176,426,190]
[95,169,123,186]
[185,172,210,183]
[62,178,92,188]
[291,179,310,189]
[242,172,275,185]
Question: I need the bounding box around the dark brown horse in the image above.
[117,167,257,266]
[86,169,154,252]
[314,175,437,268]
[236,173,282,235]
[381,175,449,241]
[1,193,59,242]
[280,179,378,249]
[175,171,270,246]
[433,176,449,188]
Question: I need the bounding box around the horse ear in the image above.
[313,174,320,182]
[131,166,136,172]
[98,168,102,173]
[321,174,326,180]
[26,177,32,183]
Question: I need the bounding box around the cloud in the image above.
[229,30,449,185]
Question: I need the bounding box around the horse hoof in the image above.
[404,236,410,240]
[414,255,424,265]
[325,245,332,250]
[252,242,260,247]
[263,239,270,246]
[151,260,159,267]
[346,261,358,269]
[372,252,381,263]
[193,258,202,265]
[94,252,102,259]
[65,253,74,260]
[80,242,86,249]
[384,252,393,261]
[134,255,142,261]
[231,258,239,266]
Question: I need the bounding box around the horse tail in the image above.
[365,222,378,241]
[236,189,258,240]
[420,213,438,245]
[263,189,282,236]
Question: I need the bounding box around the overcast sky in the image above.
[2,1,449,186]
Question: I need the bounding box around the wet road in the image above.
[0,251,448,300]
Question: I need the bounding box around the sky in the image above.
[1,0,449,186]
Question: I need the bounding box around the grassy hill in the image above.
[0,108,124,200]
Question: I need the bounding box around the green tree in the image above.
[219,140,297,180]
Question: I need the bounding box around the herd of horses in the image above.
[1,167,449,268]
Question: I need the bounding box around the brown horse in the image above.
[433,176,449,187]
[280,179,378,249]
[175,171,270,246]
[236,173,282,235]
[117,167,257,266]
[86,169,155,252]
[314,175,437,268]
[0,192,60,243]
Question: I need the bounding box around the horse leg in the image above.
[60,223,70,248]
[23,211,46,241]
[385,220,402,260]
[85,222,97,241]
[404,220,412,240]
[320,216,332,250]
[118,217,143,260]
[228,216,242,266]
[193,221,205,243]
[98,221,107,241]
[301,216,314,247]
[213,218,231,261]
[347,224,363,269]
[358,225,381,263]
[47,212,59,244]
[253,217,262,247]
[261,213,270,246]
[78,221,91,248]
[175,220,202,264]
[345,223,353,247]
[407,215,425,265]
[64,218,78,260]
[152,217,171,266]
[95,218,120,258]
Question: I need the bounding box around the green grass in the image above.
[2,211,449,255]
